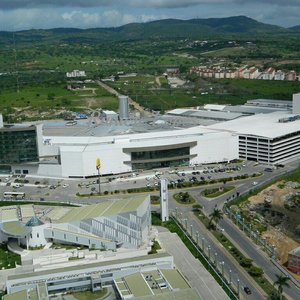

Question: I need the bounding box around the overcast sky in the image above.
[0,0,299,31]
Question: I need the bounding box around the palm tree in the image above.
[274,274,290,300]
[208,208,223,229]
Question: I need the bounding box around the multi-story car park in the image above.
[0,93,299,178]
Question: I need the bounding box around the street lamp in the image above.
[214,252,218,266]
[207,245,211,260]
[190,224,193,238]
[220,261,225,278]
[201,237,205,251]
[229,269,232,285]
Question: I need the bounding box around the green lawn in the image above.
[173,192,196,205]
[0,244,21,269]
[70,288,108,300]
[201,186,235,198]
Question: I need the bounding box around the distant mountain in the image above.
[289,25,300,31]
[0,16,291,44]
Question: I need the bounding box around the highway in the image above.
[175,208,267,300]
[168,162,300,300]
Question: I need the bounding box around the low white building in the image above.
[66,70,86,78]
[0,196,152,251]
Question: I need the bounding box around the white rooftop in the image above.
[204,104,226,111]
[103,110,117,115]
[209,112,300,139]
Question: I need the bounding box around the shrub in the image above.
[240,257,253,268]
[248,266,264,277]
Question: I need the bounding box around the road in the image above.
[220,217,299,300]
[168,162,300,300]
[173,208,266,300]
[1,160,300,298]
[158,229,229,300]
[95,80,152,117]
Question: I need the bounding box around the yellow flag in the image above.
[96,158,101,170]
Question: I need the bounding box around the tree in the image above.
[248,265,264,277]
[208,208,223,229]
[274,274,290,300]
[192,204,203,212]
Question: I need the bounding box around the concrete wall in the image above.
[19,225,48,248]
[293,93,300,115]
[11,164,39,175]
[44,228,116,250]
[190,131,238,165]
[60,148,84,177]
[38,164,62,177]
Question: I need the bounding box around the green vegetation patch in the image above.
[148,239,161,254]
[70,288,108,300]
[173,192,195,205]
[150,195,160,205]
[201,186,235,198]
[0,244,21,269]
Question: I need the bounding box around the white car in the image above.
[62,183,69,188]
[252,181,258,186]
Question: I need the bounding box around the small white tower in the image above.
[118,95,129,120]
[293,93,300,115]
[160,179,169,221]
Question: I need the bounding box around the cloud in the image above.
[1,0,300,10]
[0,8,166,31]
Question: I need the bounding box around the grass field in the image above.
[0,244,21,269]
[110,74,299,111]
[0,82,118,122]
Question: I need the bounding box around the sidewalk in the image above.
[157,231,229,300]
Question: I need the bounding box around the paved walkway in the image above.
[157,231,229,300]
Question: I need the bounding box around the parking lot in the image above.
[0,161,267,203]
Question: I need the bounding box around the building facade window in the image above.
[0,127,38,164]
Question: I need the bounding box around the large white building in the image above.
[1,95,300,178]
[210,111,300,164]
[0,196,151,251]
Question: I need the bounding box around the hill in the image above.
[0,16,290,45]
[289,25,300,31]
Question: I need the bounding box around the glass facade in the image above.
[0,127,39,164]
[130,146,191,170]
[131,147,190,161]
[132,158,189,170]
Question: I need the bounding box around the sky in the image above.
[0,0,299,31]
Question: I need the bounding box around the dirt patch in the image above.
[248,181,300,266]
[262,227,299,264]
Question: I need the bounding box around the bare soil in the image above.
[248,182,300,265]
